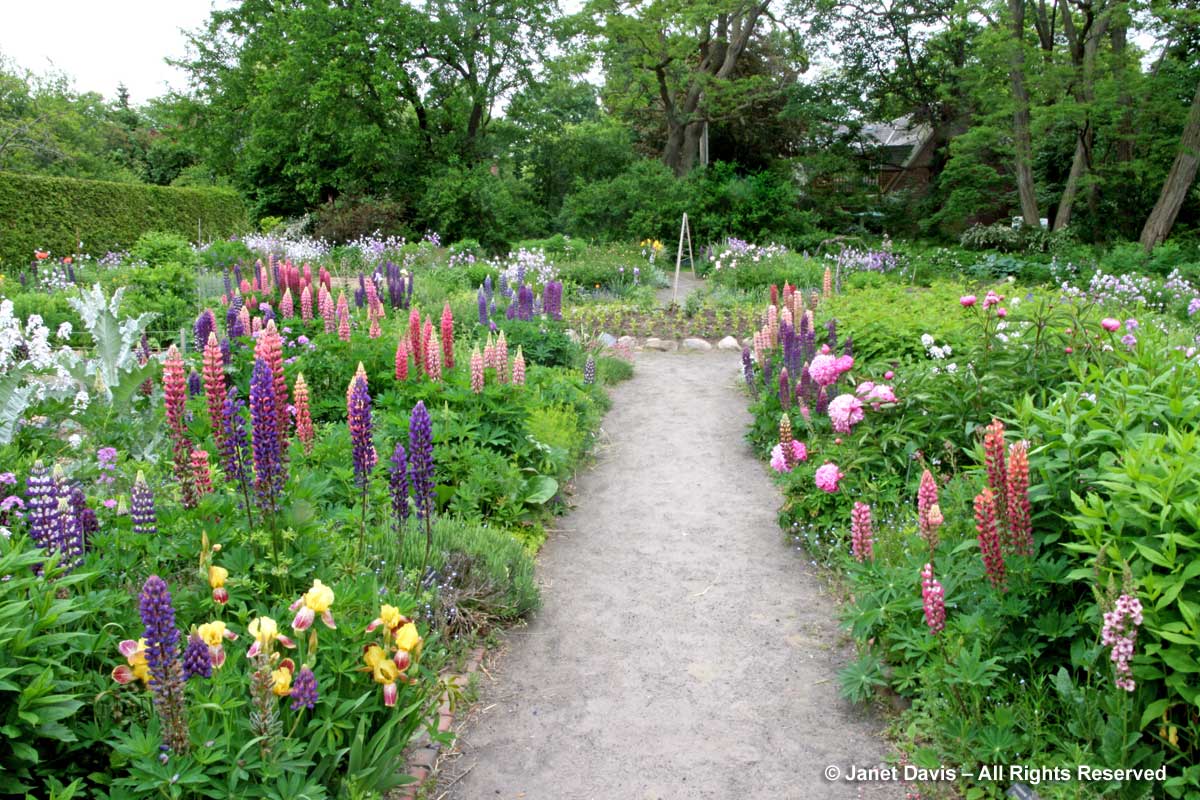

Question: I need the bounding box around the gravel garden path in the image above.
[435,352,895,800]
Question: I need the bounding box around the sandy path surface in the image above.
[436,352,895,800]
[655,269,705,307]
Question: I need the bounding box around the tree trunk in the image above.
[1008,0,1041,226]
[1140,80,1200,251]
[1054,2,1110,232]
[1111,20,1134,164]
[1054,126,1091,230]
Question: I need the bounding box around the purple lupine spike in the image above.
[780,321,793,374]
[138,576,190,754]
[194,310,216,351]
[219,386,250,485]
[842,335,854,357]
[742,348,757,396]
[54,496,82,572]
[799,365,814,407]
[518,285,534,321]
[289,666,319,711]
[506,300,517,320]
[220,337,232,365]
[348,376,376,489]
[826,319,838,349]
[406,272,414,306]
[779,366,791,408]
[355,273,366,308]
[515,263,526,288]
[762,358,772,392]
[498,272,509,298]
[816,385,830,415]
[70,484,97,545]
[389,441,410,524]
[483,275,493,302]
[478,288,489,326]
[67,263,76,283]
[227,296,246,338]
[544,281,563,320]
[187,369,203,398]
[233,263,243,287]
[407,401,435,521]
[250,358,286,514]
[259,303,275,323]
[131,471,157,535]
[583,355,596,385]
[25,461,59,550]
[223,270,233,299]
[182,633,212,680]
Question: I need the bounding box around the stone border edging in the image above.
[395,645,486,800]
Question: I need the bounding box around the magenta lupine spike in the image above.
[301,284,313,322]
[138,575,190,753]
[851,502,873,562]
[254,321,289,450]
[917,469,940,551]
[320,286,335,333]
[280,288,294,319]
[778,366,791,408]
[441,302,455,369]
[974,488,1006,591]
[338,307,351,342]
[983,419,1008,523]
[470,346,484,394]
[347,374,377,489]
[920,563,945,635]
[511,346,526,385]
[1006,441,1033,556]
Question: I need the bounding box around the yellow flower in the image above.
[209,565,228,588]
[366,603,411,635]
[394,622,422,654]
[373,658,399,685]
[289,579,336,631]
[271,659,295,697]
[363,644,386,671]
[197,621,228,647]
[248,616,295,657]
[112,639,150,685]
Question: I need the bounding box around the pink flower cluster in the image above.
[1101,594,1143,692]
[770,441,808,472]
[807,353,853,387]
[921,563,945,635]
[814,462,843,493]
[827,394,865,433]
[855,381,897,409]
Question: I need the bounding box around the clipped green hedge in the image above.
[0,171,247,267]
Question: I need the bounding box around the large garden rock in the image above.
[644,337,676,352]
[717,336,741,351]
[598,332,618,347]
[618,335,637,350]
[683,338,713,352]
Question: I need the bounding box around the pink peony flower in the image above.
[815,462,843,493]
[770,441,808,472]
[960,295,977,307]
[983,290,1003,309]
[883,370,894,380]
[828,393,865,433]
[1101,317,1120,332]
[996,307,1007,318]
[807,354,840,387]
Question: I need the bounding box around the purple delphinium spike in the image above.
[187,369,203,398]
[478,288,488,326]
[138,576,190,754]
[389,441,409,525]
[131,471,157,535]
[290,665,318,711]
[518,285,534,321]
[182,633,212,681]
[348,376,376,489]
[250,358,286,514]
[25,461,59,551]
[742,348,757,396]
[194,310,216,351]
[407,401,435,521]
[219,386,251,486]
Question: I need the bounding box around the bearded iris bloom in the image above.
[289,579,336,631]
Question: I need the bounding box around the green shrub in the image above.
[496,319,580,369]
[558,160,691,242]
[98,262,201,342]
[129,231,196,268]
[708,252,824,291]
[198,238,255,270]
[0,171,247,267]
[310,196,413,244]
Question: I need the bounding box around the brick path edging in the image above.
[394,646,486,800]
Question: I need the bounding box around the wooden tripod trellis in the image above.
[672,212,695,306]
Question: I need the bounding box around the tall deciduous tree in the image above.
[1140,79,1200,250]
[1007,0,1041,226]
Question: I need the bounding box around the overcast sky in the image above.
[0,0,225,104]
